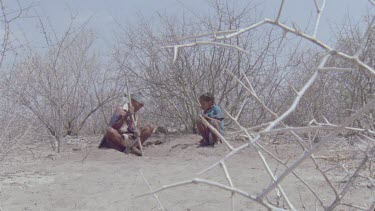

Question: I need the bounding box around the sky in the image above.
[7,0,375,52]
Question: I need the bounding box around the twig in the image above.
[81,147,92,164]
[259,96,375,199]
[298,189,306,210]
[313,0,326,38]
[177,29,238,41]
[326,152,369,210]
[136,178,287,210]
[255,148,296,210]
[291,131,338,202]
[226,71,277,118]
[164,41,249,63]
[220,161,235,211]
[164,14,375,77]
[340,203,368,210]
[318,67,354,73]
[276,0,285,22]
[257,124,375,137]
[139,170,165,211]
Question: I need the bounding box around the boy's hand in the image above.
[119,109,127,117]
[131,129,140,139]
[202,114,220,124]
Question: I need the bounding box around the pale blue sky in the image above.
[8,0,375,51]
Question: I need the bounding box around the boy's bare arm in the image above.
[202,114,221,123]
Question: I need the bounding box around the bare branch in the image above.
[164,41,249,63]
[177,29,238,41]
[234,98,248,121]
[276,0,285,22]
[197,143,249,175]
[173,46,178,63]
[260,70,319,139]
[227,71,277,118]
[139,170,164,211]
[215,20,267,40]
[220,161,235,211]
[326,153,369,210]
[313,0,320,12]
[257,124,375,137]
[136,178,286,210]
[318,67,354,73]
[255,148,296,210]
[354,15,375,58]
[259,96,375,198]
[313,0,326,38]
[340,203,368,210]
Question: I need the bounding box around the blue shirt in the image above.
[204,104,225,135]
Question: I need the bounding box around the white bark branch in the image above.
[177,29,238,41]
[313,0,326,38]
[276,0,285,22]
[220,161,235,211]
[340,203,368,210]
[255,148,296,210]
[136,178,286,210]
[318,67,354,73]
[256,124,375,137]
[199,115,234,151]
[259,96,375,198]
[164,41,249,63]
[227,71,278,118]
[139,170,165,211]
[327,152,369,210]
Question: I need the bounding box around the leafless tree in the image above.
[6,16,126,152]
[114,1,304,132]
[0,0,35,160]
[138,0,375,210]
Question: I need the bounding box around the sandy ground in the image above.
[0,132,374,211]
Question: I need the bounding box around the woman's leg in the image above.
[140,123,157,145]
[104,127,127,152]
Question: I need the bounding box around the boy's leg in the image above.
[208,119,222,144]
[104,127,127,152]
[196,117,210,145]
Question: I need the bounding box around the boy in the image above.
[196,93,224,146]
[98,92,156,156]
